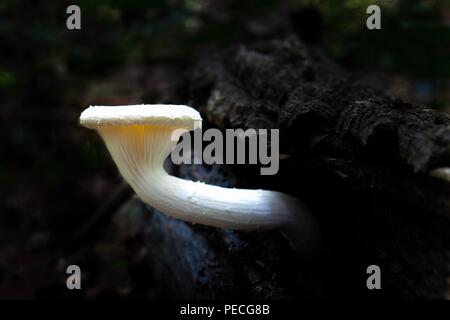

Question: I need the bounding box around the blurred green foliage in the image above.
[0,69,15,87]
[1,0,447,84]
[305,0,450,78]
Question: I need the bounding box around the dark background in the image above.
[0,0,449,299]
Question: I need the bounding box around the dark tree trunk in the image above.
[136,36,450,299]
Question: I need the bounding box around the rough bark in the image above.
[137,35,450,299]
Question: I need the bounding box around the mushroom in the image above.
[80,104,319,251]
[430,167,450,183]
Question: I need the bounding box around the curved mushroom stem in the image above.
[98,124,319,249]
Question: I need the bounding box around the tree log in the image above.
[136,35,450,299]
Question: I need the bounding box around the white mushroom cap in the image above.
[80,104,202,130]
